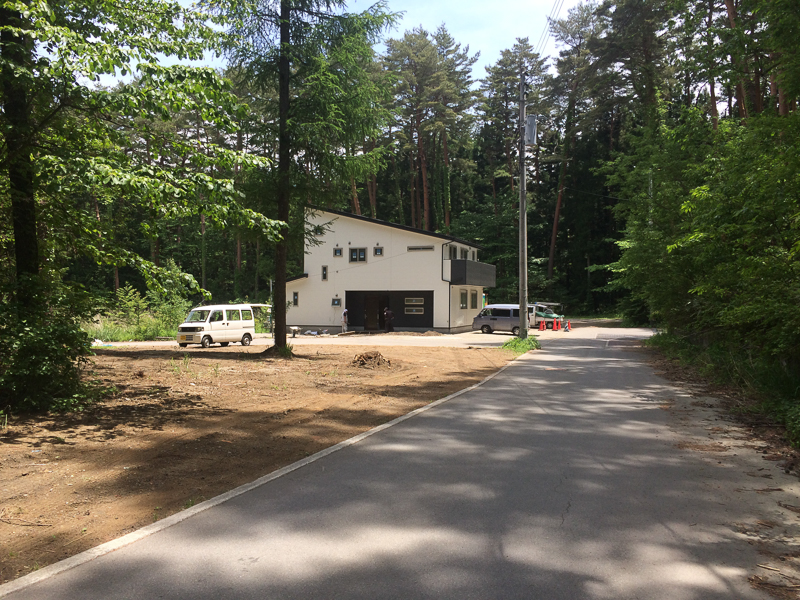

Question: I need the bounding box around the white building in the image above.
[286,209,496,333]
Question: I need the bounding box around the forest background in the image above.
[0,0,798,434]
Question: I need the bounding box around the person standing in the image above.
[341,307,348,333]
[383,306,394,333]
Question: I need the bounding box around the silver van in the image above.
[472,304,530,335]
[177,304,257,348]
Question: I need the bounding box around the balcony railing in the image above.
[448,259,496,287]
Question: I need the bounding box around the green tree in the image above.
[221,0,395,348]
[0,0,282,410]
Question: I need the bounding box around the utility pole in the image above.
[518,71,527,338]
[519,71,537,339]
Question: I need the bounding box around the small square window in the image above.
[322,265,328,280]
[292,292,298,306]
[331,298,341,307]
[333,247,343,257]
[460,290,468,309]
[374,247,383,256]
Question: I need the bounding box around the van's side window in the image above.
[227,310,241,321]
[210,310,224,322]
[495,309,511,318]
[241,310,253,320]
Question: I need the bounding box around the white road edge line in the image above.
[0,352,524,598]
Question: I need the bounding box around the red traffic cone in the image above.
[538,320,544,331]
[555,319,560,331]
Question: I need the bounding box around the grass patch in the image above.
[501,337,541,354]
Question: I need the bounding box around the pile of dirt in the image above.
[391,330,444,336]
[351,351,390,368]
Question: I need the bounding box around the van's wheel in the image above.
[219,342,229,347]
[201,336,212,348]
[241,333,252,346]
[512,326,520,336]
[178,343,188,348]
[481,325,493,334]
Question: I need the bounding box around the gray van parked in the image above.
[472,303,529,335]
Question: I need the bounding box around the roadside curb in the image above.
[0,351,526,598]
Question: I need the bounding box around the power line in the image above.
[536,0,567,57]
[534,0,559,56]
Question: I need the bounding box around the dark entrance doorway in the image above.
[345,291,433,330]
[364,294,389,330]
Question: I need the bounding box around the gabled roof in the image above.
[310,207,485,251]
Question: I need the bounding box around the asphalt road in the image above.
[2,326,773,599]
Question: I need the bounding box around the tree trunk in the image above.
[273,0,291,349]
[254,238,259,298]
[366,139,377,219]
[548,81,577,281]
[442,129,451,228]
[415,109,431,230]
[410,152,418,229]
[709,1,719,129]
[1,5,38,299]
[778,83,789,116]
[368,174,377,219]
[350,177,362,215]
[723,0,750,120]
[391,152,404,225]
[201,214,207,289]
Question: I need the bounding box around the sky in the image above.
[357,0,583,78]
[100,0,582,87]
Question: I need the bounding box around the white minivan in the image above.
[472,303,530,335]
[177,304,257,348]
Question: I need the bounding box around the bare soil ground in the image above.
[642,346,800,599]
[0,344,513,583]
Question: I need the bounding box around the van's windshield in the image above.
[186,310,210,322]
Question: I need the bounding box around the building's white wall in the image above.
[448,286,484,330]
[286,211,482,330]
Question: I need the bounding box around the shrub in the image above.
[501,336,541,354]
[0,277,96,414]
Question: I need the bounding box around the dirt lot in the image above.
[0,343,514,583]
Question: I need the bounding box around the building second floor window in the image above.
[461,248,469,259]
[333,247,343,257]
[350,248,367,262]
[449,246,458,260]
[293,292,299,306]
[322,266,328,280]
